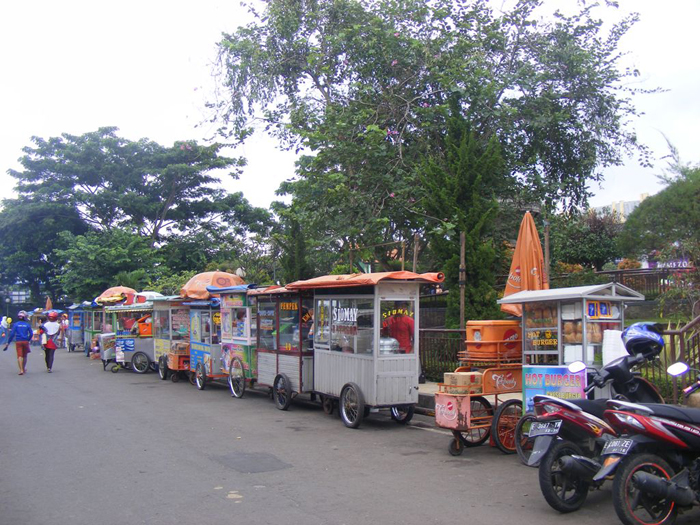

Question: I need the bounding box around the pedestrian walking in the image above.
[0,316,11,345]
[4,310,33,375]
[60,313,69,350]
[39,311,61,372]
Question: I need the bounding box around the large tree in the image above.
[551,209,623,271]
[214,0,652,268]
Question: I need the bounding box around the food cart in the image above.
[187,298,223,390]
[286,271,444,428]
[497,283,644,408]
[105,292,162,374]
[153,296,192,382]
[83,301,106,352]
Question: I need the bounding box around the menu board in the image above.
[171,309,190,340]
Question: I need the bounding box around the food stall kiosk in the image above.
[83,301,106,352]
[188,298,223,390]
[204,284,260,398]
[497,283,645,410]
[67,303,87,353]
[286,271,445,428]
[105,292,162,374]
[153,296,192,382]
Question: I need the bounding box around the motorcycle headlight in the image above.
[611,412,645,431]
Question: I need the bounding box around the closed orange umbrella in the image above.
[45,297,53,311]
[180,272,245,300]
[501,212,549,317]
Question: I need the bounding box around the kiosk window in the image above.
[279,300,299,352]
[330,299,373,355]
[154,310,169,340]
[201,312,212,345]
[171,309,190,341]
[301,298,314,350]
[314,299,331,347]
[258,301,276,350]
[232,307,248,338]
[380,300,416,354]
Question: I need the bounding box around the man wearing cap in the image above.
[4,311,33,375]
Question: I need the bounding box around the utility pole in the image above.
[401,241,406,271]
[412,232,419,272]
[459,231,466,330]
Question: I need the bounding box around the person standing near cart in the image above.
[4,310,33,375]
[39,311,61,372]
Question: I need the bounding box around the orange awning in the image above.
[501,212,549,317]
[287,271,444,290]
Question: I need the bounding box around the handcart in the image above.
[435,320,524,455]
[286,271,445,428]
[67,303,87,353]
[153,296,192,383]
[98,332,117,371]
[187,298,223,390]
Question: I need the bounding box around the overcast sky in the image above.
[0,0,697,210]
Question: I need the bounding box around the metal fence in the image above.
[419,328,465,382]
[638,316,700,403]
[597,268,693,300]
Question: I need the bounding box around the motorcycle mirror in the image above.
[667,362,690,377]
[567,361,587,374]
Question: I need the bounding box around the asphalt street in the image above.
[1,347,696,525]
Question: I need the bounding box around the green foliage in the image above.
[619,166,700,263]
[550,209,623,270]
[54,229,163,300]
[550,268,609,289]
[0,199,87,301]
[419,109,506,326]
[146,269,198,296]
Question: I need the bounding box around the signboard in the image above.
[522,365,587,412]
[223,295,245,308]
[525,328,558,352]
[154,338,170,360]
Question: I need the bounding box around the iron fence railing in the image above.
[419,328,465,382]
[638,316,700,403]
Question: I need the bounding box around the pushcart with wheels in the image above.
[186,298,223,390]
[286,271,445,428]
[435,364,523,455]
[152,296,192,383]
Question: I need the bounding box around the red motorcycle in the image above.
[530,323,665,513]
[596,362,700,525]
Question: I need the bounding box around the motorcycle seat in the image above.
[645,403,700,424]
[570,398,607,420]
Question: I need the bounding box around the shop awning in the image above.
[497,283,644,304]
[206,284,259,294]
[286,271,445,290]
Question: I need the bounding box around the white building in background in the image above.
[594,193,649,222]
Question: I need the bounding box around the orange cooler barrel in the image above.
[463,320,522,363]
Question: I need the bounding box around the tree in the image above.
[53,228,163,300]
[0,198,87,302]
[619,166,700,263]
[551,209,623,271]
[419,108,507,325]
[214,0,653,261]
[8,127,257,245]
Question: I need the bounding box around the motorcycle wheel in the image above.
[612,453,677,525]
[538,440,590,513]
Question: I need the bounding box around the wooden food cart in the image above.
[286,271,444,428]
[153,296,192,382]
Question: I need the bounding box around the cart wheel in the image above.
[188,371,196,385]
[491,399,523,454]
[453,396,493,447]
[131,352,150,374]
[273,373,293,411]
[448,436,464,456]
[515,413,537,466]
[228,356,246,399]
[321,396,334,415]
[339,382,365,429]
[158,356,170,381]
[171,372,180,383]
[110,363,120,373]
[195,364,206,390]
[390,405,415,425]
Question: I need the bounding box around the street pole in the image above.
[412,232,419,272]
[401,241,405,271]
[459,231,466,330]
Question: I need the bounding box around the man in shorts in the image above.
[4,310,34,375]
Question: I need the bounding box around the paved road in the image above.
[1,348,695,525]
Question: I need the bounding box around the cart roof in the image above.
[105,303,155,313]
[497,283,644,304]
[286,271,445,290]
[181,298,220,307]
[247,285,299,296]
[206,284,258,294]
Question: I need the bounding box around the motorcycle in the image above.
[530,323,665,513]
[596,361,700,525]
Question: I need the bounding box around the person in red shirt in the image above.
[381,301,415,353]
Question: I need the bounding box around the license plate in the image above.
[602,438,633,456]
[529,420,562,437]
